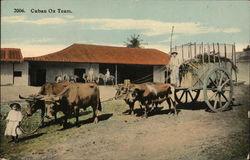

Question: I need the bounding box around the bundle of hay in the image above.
[179,53,238,79]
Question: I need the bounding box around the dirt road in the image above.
[0,85,249,160]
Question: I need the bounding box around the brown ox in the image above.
[119,82,177,117]
[19,82,72,126]
[42,83,102,128]
[115,83,151,115]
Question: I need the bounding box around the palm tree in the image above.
[125,34,143,48]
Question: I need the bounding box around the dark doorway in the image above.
[30,69,46,86]
[117,64,153,84]
[74,68,86,82]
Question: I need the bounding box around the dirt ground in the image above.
[0,84,249,160]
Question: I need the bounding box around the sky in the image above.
[1,0,249,57]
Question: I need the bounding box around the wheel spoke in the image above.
[218,94,222,108]
[215,71,220,86]
[221,92,229,102]
[219,72,225,86]
[185,91,188,103]
[221,79,230,87]
[214,100,218,109]
[179,91,185,101]
[209,92,217,100]
[188,91,194,101]
[209,77,217,87]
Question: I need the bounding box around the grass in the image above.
[0,100,128,159]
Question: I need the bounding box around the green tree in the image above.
[243,45,250,52]
[125,34,143,48]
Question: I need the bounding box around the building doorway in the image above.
[30,69,46,86]
[74,68,86,82]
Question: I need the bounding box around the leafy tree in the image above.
[243,45,250,52]
[125,34,143,48]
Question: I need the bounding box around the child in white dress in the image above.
[4,103,23,143]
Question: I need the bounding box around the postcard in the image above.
[1,0,249,159]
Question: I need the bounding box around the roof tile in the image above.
[25,44,170,65]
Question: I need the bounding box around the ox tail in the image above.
[98,100,102,112]
[97,87,102,112]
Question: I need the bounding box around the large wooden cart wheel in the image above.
[203,67,233,112]
[174,89,200,104]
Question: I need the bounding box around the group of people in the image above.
[87,67,111,83]
[55,74,71,83]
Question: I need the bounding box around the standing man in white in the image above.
[87,67,94,82]
[169,52,180,87]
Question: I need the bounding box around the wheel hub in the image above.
[217,86,223,93]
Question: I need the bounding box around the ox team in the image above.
[19,52,179,129]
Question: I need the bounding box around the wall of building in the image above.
[14,61,29,86]
[153,65,166,83]
[0,62,13,85]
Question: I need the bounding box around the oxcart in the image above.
[171,43,238,112]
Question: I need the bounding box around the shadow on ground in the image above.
[58,113,113,130]
[19,133,46,143]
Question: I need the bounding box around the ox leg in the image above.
[150,102,158,112]
[129,102,135,115]
[54,113,58,123]
[144,104,150,118]
[62,111,69,128]
[142,102,149,118]
[40,109,45,127]
[166,98,172,114]
[74,106,80,127]
[168,97,177,115]
[93,106,99,124]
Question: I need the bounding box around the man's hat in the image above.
[10,103,21,109]
[171,52,178,55]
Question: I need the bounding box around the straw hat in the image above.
[10,103,21,110]
[171,52,178,55]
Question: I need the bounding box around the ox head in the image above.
[115,84,133,100]
[19,94,44,116]
[125,86,145,103]
[41,95,60,119]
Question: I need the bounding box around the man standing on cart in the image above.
[169,52,180,87]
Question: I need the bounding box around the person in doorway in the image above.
[4,103,23,143]
[55,75,62,83]
[169,52,180,87]
[87,67,94,82]
[105,68,110,79]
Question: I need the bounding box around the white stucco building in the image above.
[0,48,28,86]
[1,44,170,86]
[25,44,170,86]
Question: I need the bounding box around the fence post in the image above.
[233,43,237,82]
[208,43,210,64]
[202,42,204,64]
[213,43,215,63]
[217,43,221,66]
[194,42,197,57]
[190,43,193,58]
[182,45,184,62]
[224,43,227,58]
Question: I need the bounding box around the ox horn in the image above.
[33,94,45,100]
[19,94,29,99]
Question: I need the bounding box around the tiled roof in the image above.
[25,44,170,65]
[0,48,23,62]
